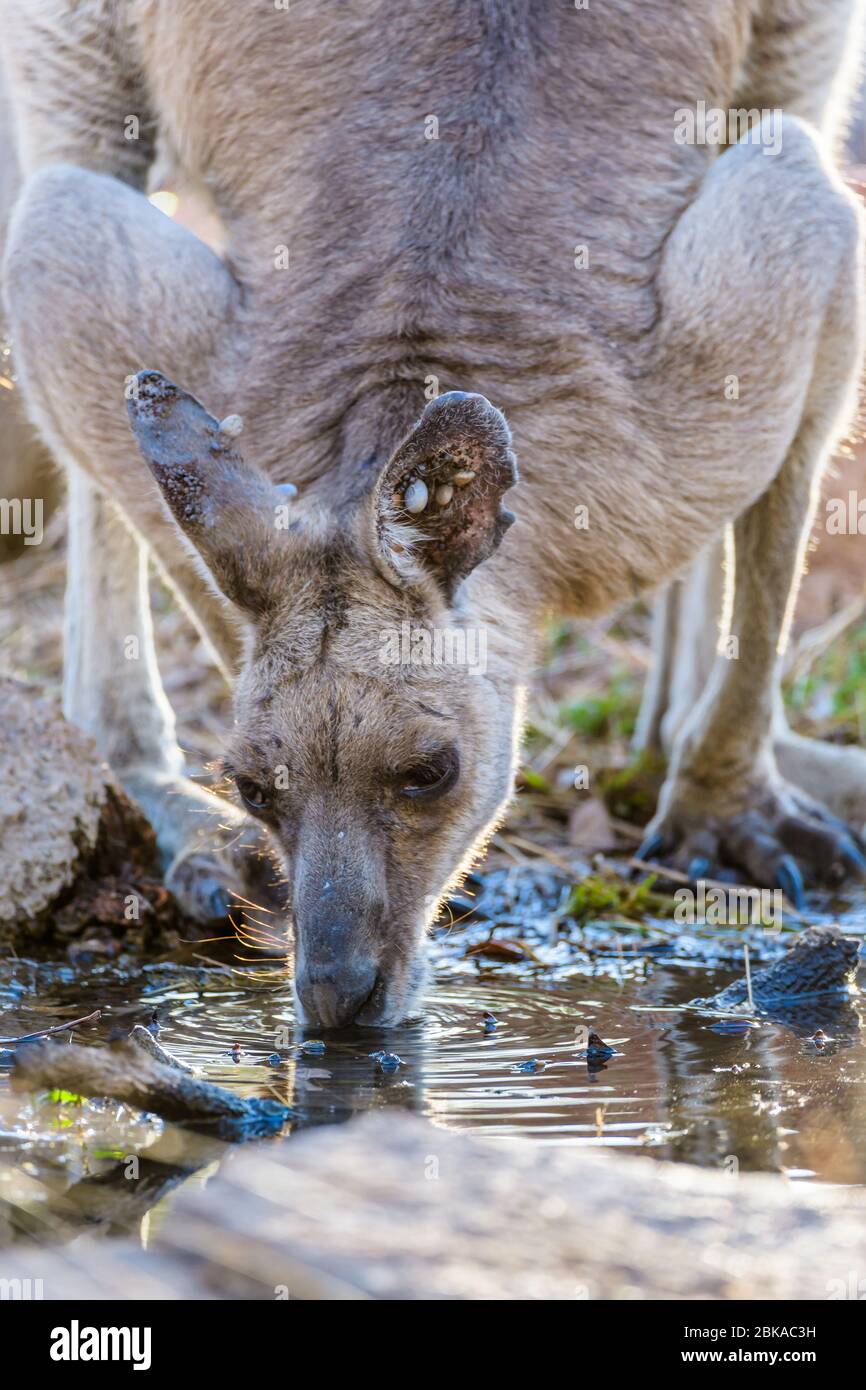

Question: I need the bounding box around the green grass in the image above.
[559,871,676,924]
[560,672,641,742]
[785,620,866,740]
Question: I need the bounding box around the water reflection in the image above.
[2,941,864,1200]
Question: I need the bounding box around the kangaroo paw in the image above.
[121,773,287,937]
[638,777,866,906]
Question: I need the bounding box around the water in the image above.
[1,858,865,1245]
[2,914,865,1229]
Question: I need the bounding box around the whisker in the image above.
[240,913,282,931]
[228,892,276,914]
[232,950,289,961]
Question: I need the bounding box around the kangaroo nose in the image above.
[296,959,378,1029]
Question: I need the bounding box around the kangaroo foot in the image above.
[775,728,866,836]
[638,774,866,908]
[122,773,287,933]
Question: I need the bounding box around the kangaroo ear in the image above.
[127,371,294,616]
[371,392,518,598]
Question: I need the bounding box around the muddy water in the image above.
[1,873,865,1241]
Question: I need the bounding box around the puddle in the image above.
[2,868,866,1244]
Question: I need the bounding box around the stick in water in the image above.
[12,1039,291,1140]
[0,1009,101,1046]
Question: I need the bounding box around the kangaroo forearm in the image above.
[1,0,155,183]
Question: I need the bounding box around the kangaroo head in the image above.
[128,371,520,1027]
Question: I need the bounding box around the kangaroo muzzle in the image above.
[295,950,379,1029]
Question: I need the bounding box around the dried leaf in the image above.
[568,797,618,851]
[466,938,530,962]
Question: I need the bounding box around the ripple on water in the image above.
[1,929,865,1186]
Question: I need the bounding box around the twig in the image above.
[744,943,754,1012]
[623,856,798,915]
[493,832,576,875]
[0,1009,101,1046]
[128,1024,194,1074]
[784,582,866,682]
[607,818,645,842]
[12,1039,291,1140]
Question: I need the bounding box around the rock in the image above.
[369,1050,402,1072]
[0,678,105,928]
[583,1031,616,1059]
[5,1111,866,1299]
[0,677,176,946]
[690,926,861,1013]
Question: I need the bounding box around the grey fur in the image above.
[2,0,865,1023]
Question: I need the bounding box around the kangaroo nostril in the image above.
[297,961,379,1029]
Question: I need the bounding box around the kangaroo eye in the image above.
[236,777,270,812]
[401,748,460,802]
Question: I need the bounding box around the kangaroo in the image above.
[0,70,53,558]
[3,0,866,1028]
